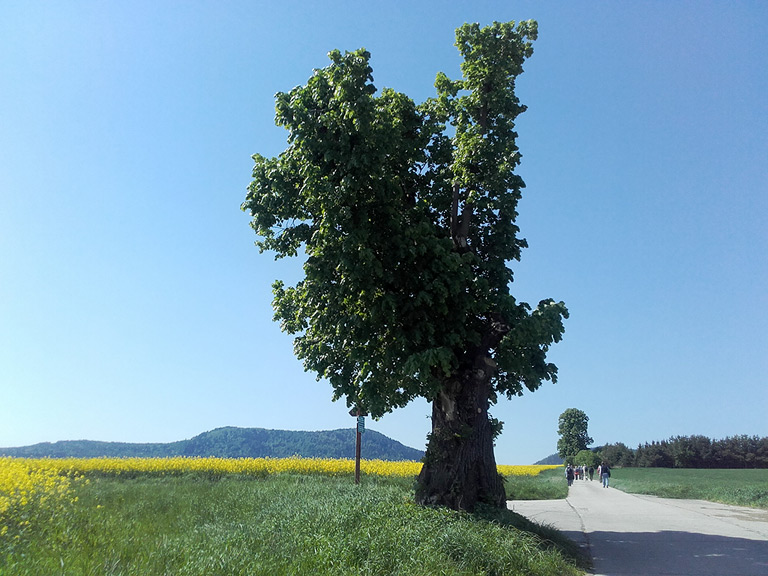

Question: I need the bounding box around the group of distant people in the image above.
[565,462,611,488]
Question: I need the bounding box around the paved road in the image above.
[509,477,768,576]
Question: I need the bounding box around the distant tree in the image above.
[712,435,763,468]
[756,437,768,468]
[635,441,674,468]
[242,20,568,511]
[574,449,600,468]
[669,435,712,468]
[598,442,634,467]
[556,409,593,464]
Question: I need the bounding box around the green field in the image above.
[611,468,768,508]
[13,464,765,574]
[505,467,569,501]
[1,474,585,575]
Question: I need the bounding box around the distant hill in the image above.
[534,453,563,466]
[0,427,425,461]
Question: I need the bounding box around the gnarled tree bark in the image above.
[416,349,506,511]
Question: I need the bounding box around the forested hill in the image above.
[534,453,564,466]
[0,427,425,461]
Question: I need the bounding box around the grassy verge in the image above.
[1,473,585,575]
[504,467,568,501]
[611,468,768,508]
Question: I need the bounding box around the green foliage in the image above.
[2,475,583,575]
[596,442,635,467]
[598,435,768,469]
[612,468,768,509]
[556,408,593,464]
[0,427,424,461]
[242,20,567,419]
[574,449,600,468]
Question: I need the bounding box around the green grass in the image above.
[1,474,585,575]
[504,468,568,501]
[611,468,768,508]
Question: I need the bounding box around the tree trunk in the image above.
[416,352,506,511]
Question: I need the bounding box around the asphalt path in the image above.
[508,476,768,576]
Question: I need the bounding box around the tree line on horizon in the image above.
[597,434,768,469]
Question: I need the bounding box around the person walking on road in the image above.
[601,462,611,488]
[566,465,574,487]
[588,465,594,481]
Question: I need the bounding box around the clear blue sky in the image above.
[2,2,766,464]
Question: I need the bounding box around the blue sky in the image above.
[1,1,766,464]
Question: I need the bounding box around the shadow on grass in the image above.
[473,504,592,572]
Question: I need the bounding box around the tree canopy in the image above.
[243,20,568,510]
[575,449,600,468]
[557,408,593,464]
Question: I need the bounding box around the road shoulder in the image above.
[509,479,768,575]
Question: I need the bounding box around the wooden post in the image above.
[355,408,362,485]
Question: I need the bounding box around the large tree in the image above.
[557,408,593,465]
[243,20,567,511]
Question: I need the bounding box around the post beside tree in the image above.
[350,406,365,485]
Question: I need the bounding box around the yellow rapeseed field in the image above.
[497,464,562,477]
[0,457,84,537]
[9,457,559,480]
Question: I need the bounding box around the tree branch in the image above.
[450,183,460,238]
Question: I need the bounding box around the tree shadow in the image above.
[474,506,592,570]
[586,530,768,576]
